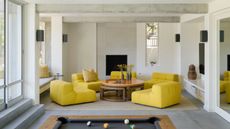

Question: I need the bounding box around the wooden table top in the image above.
[101,79,144,88]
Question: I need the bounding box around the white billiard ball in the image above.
[124,119,129,124]
[87,121,92,126]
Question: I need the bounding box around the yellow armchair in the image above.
[72,73,101,92]
[50,80,96,106]
[144,72,179,89]
[226,83,230,103]
[132,81,181,108]
[110,71,137,80]
[224,71,230,81]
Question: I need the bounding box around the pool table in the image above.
[40,115,176,129]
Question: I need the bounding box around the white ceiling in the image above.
[27,0,213,4]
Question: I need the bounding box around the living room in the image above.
[1,0,230,129]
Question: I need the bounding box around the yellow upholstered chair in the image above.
[144,72,179,89]
[220,71,230,93]
[132,81,181,108]
[220,80,227,93]
[39,65,50,78]
[72,73,101,92]
[224,71,230,81]
[50,80,96,106]
[110,71,137,80]
[226,83,230,103]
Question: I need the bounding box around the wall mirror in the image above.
[219,17,230,114]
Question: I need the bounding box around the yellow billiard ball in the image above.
[103,123,109,128]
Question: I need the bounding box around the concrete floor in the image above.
[29,91,230,129]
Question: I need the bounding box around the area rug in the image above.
[41,93,199,111]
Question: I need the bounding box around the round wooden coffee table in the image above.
[100,79,144,102]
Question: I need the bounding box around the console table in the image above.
[183,78,204,102]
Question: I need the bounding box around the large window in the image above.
[0,0,23,111]
[146,23,159,66]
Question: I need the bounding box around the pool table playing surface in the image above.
[40,115,176,129]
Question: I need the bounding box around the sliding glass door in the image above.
[0,0,23,111]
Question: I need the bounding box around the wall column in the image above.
[51,16,63,77]
[23,3,39,104]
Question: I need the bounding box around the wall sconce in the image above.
[36,30,44,42]
[175,34,180,42]
[220,30,224,42]
[63,34,68,43]
[200,30,208,42]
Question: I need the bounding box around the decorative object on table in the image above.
[126,64,134,81]
[188,64,197,80]
[117,64,127,81]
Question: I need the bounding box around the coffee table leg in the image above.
[123,88,126,101]
[100,88,104,100]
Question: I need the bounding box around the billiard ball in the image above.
[86,121,92,126]
[130,124,135,129]
[103,123,109,128]
[124,119,129,124]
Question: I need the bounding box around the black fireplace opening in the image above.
[106,55,127,76]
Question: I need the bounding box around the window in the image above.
[0,0,23,111]
[0,0,5,111]
[146,23,159,66]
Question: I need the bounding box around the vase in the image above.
[188,64,197,80]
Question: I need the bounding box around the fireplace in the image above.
[106,55,127,76]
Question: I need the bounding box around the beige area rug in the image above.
[220,93,230,111]
[42,93,198,111]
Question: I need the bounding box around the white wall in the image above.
[64,23,97,81]
[181,20,204,78]
[220,21,230,77]
[97,23,137,79]
[136,23,180,80]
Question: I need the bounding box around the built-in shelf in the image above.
[184,78,205,92]
[183,77,205,102]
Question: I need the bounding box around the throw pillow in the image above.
[82,69,98,82]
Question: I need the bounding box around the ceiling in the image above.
[36,0,212,23]
[27,0,214,4]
